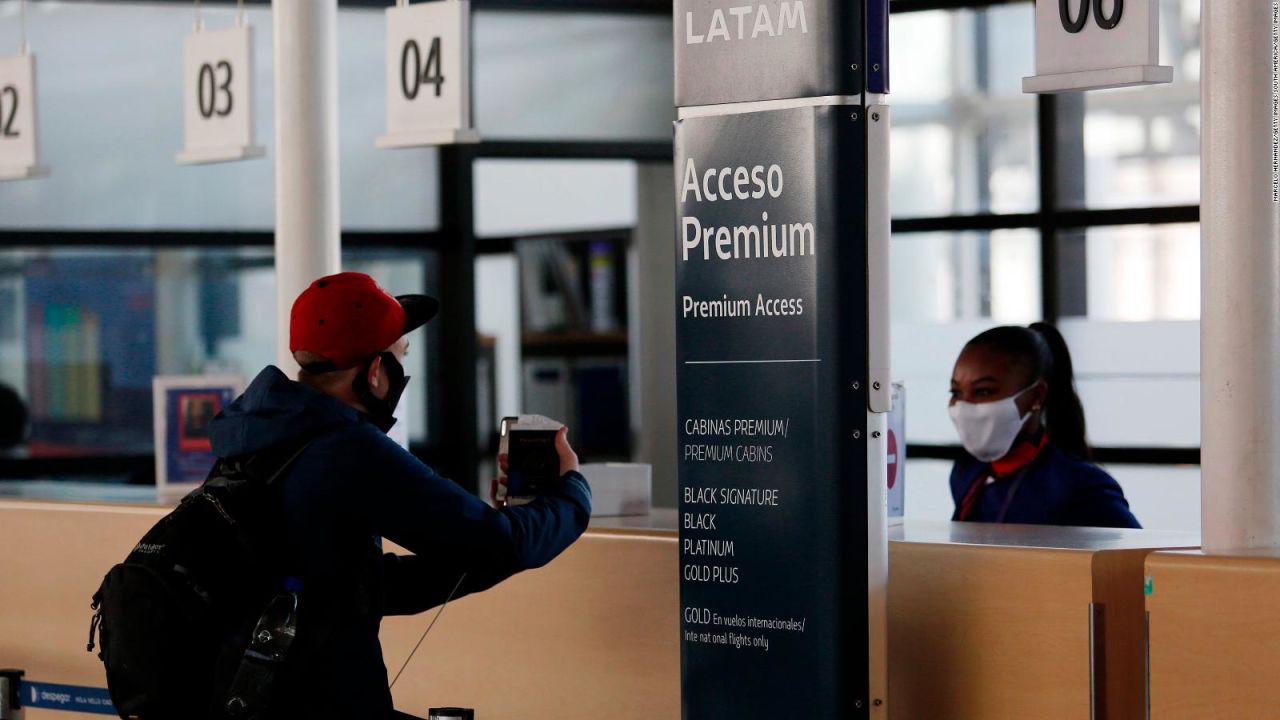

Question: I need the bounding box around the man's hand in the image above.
[556,426,579,476]
[489,428,578,508]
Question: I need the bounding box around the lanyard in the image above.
[959,463,1034,523]
[993,465,1032,524]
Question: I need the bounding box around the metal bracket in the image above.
[1089,602,1103,720]
[1145,610,1151,720]
[867,104,891,414]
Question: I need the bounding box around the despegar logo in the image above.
[41,690,73,704]
[1060,0,1123,33]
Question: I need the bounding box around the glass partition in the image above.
[472,11,674,141]
[0,247,437,458]
[1071,0,1201,210]
[1063,224,1200,322]
[889,4,1038,218]
[892,230,1042,324]
[0,1,439,231]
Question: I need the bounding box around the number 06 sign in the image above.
[1023,0,1172,93]
[377,0,478,148]
[176,24,264,165]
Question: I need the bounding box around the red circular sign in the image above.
[887,429,899,489]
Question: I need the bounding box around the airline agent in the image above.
[947,323,1140,528]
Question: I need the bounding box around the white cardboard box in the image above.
[579,462,652,517]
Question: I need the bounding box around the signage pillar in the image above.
[272,0,341,372]
[1201,3,1280,551]
[673,2,890,717]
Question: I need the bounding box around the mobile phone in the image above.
[499,415,563,503]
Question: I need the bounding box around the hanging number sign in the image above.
[177,24,264,165]
[1023,0,1171,93]
[0,53,48,181]
[376,0,478,148]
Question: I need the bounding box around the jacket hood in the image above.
[209,365,360,457]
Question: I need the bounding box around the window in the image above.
[0,2,673,493]
[1065,224,1199,322]
[0,2,440,232]
[473,12,673,141]
[891,0,1202,532]
[1073,0,1201,210]
[0,247,438,461]
[892,230,1042,324]
[890,4,1039,217]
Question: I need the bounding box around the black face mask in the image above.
[352,352,410,433]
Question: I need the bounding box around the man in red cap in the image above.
[207,272,591,719]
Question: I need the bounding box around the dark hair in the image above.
[0,383,28,449]
[965,323,1090,460]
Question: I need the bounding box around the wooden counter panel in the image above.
[889,542,1094,720]
[1147,551,1280,719]
[1,501,1196,720]
[0,501,679,719]
[1091,548,1158,720]
[0,502,170,692]
[384,531,679,719]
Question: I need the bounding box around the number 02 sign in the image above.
[0,54,48,181]
[177,24,264,165]
[377,0,478,148]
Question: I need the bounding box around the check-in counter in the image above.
[889,522,1197,720]
[0,497,172,703]
[382,523,678,718]
[0,495,679,720]
[1,489,1204,720]
[1145,548,1280,718]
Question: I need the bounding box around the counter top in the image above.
[0,481,682,534]
[0,480,171,505]
[0,484,1202,550]
[590,507,678,532]
[891,518,1200,550]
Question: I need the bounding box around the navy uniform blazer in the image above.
[950,445,1141,528]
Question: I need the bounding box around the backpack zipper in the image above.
[87,599,103,653]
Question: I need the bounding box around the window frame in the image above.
[891,0,1201,466]
[0,0,1199,482]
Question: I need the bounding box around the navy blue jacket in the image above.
[208,367,592,719]
[949,445,1140,528]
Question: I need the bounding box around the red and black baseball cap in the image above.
[289,272,438,372]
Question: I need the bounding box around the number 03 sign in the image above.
[377,0,478,148]
[177,24,264,165]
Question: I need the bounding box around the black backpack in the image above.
[88,436,314,720]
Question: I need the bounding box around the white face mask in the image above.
[948,384,1037,463]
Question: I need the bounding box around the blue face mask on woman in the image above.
[948,383,1037,463]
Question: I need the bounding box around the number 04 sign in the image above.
[377,0,478,148]
[176,24,264,165]
[0,54,49,181]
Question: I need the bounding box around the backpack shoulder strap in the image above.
[203,430,324,492]
[245,434,320,486]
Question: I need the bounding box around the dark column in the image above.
[435,145,479,489]
[1039,92,1088,321]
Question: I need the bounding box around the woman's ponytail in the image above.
[1029,322,1091,460]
